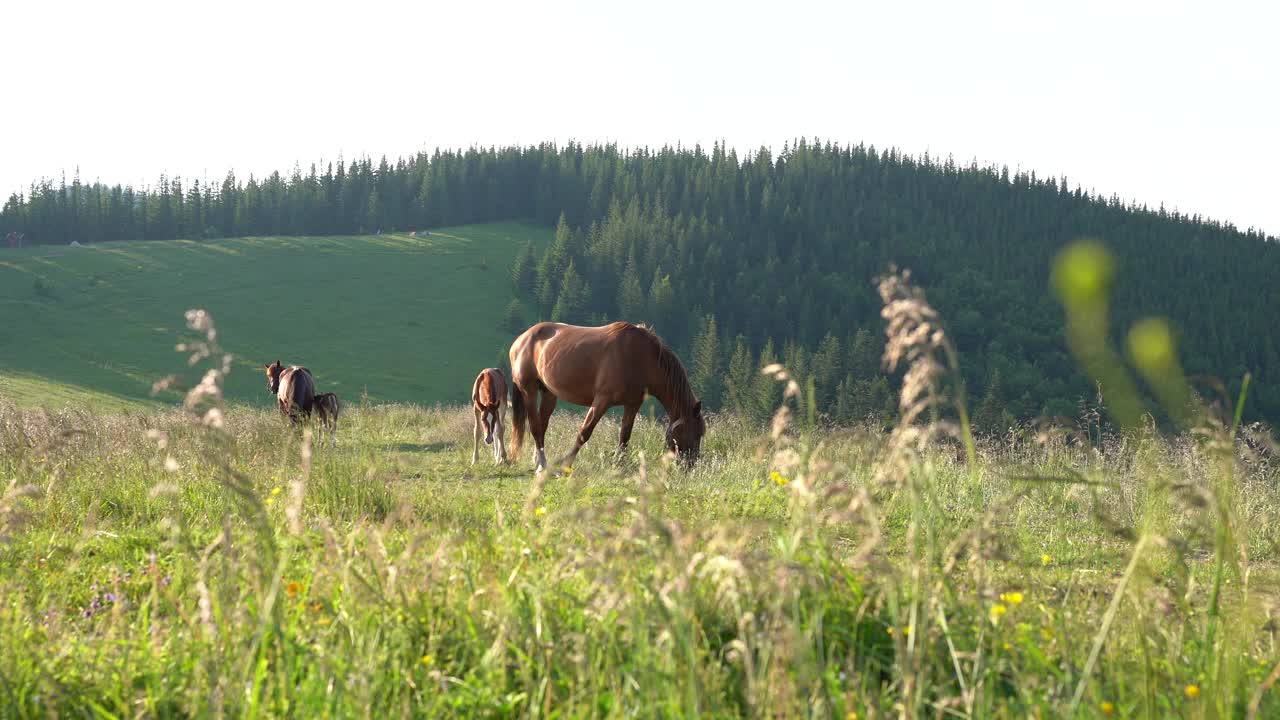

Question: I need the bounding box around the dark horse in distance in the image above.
[264,360,316,424]
[509,321,705,472]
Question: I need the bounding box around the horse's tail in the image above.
[510,384,526,459]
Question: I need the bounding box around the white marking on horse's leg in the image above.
[534,448,547,472]
[471,408,482,465]
[495,409,507,463]
[484,411,494,444]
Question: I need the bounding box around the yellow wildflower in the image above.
[771,471,789,486]
[845,712,858,720]
[886,626,895,636]
[1041,554,1052,566]
[1002,642,1012,651]
[1100,701,1114,715]
[999,591,1024,605]
[990,604,1008,624]
[285,581,301,598]
[420,654,435,666]
[1185,684,1200,699]
[271,486,283,497]
[534,506,547,517]
[561,465,574,476]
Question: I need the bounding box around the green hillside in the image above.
[0,222,549,410]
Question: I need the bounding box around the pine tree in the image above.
[811,332,842,407]
[646,269,675,333]
[551,260,590,324]
[690,314,721,409]
[510,241,537,295]
[975,368,1007,432]
[751,338,779,422]
[849,328,879,380]
[536,214,573,311]
[503,299,526,333]
[616,251,646,320]
[726,335,754,418]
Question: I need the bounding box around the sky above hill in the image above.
[7,0,1277,234]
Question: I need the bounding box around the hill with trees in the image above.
[5,141,1277,426]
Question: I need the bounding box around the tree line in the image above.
[5,141,1278,427]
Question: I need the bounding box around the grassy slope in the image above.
[0,223,548,411]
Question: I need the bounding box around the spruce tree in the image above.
[811,332,842,404]
[690,314,721,409]
[616,251,646,320]
[975,368,1007,432]
[510,241,537,295]
[536,215,572,311]
[551,260,590,324]
[646,269,675,333]
[503,299,526,333]
[726,335,754,419]
[752,338,779,422]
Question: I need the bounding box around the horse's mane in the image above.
[618,322,698,415]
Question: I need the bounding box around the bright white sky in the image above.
[6,0,1278,234]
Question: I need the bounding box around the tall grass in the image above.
[1,247,1279,717]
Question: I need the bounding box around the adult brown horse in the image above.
[264,360,316,424]
[471,368,509,465]
[509,321,705,472]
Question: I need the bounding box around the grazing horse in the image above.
[509,321,705,472]
[471,368,509,465]
[264,361,315,424]
[314,392,341,447]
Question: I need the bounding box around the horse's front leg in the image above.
[471,407,482,465]
[616,403,641,463]
[556,400,610,471]
[493,406,507,464]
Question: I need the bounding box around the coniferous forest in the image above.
[4,140,1278,426]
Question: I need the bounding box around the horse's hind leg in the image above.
[531,390,557,472]
[471,407,482,465]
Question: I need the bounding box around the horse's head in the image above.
[264,360,283,394]
[480,408,496,445]
[666,400,705,467]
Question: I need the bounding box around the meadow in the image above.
[2,251,1279,718]
[0,223,549,411]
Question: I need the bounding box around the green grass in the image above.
[2,394,1278,718]
[0,223,548,411]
